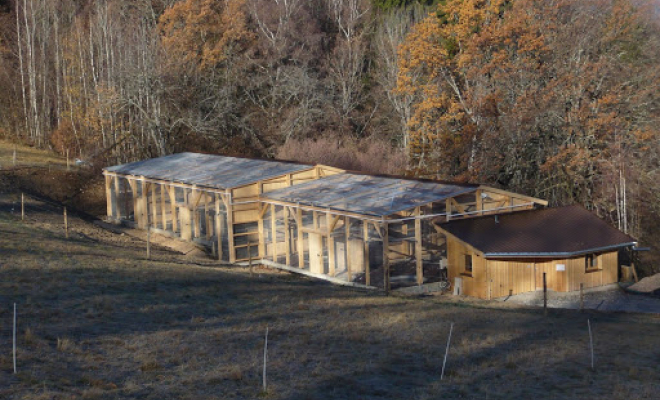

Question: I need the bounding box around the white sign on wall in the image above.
[556,264,566,271]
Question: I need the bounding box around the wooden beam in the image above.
[191,186,203,239]
[225,193,236,263]
[168,184,178,233]
[151,183,158,228]
[415,207,423,286]
[450,198,466,214]
[329,214,341,233]
[284,208,291,265]
[160,184,167,230]
[115,176,122,219]
[297,208,304,268]
[475,189,483,216]
[139,178,149,229]
[105,175,112,218]
[205,193,211,240]
[446,198,452,221]
[364,221,370,286]
[271,204,278,263]
[345,216,352,282]
[300,227,327,236]
[383,223,390,293]
[262,198,375,221]
[478,186,548,206]
[215,194,223,261]
[327,211,335,276]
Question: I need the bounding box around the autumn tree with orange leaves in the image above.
[398,0,660,239]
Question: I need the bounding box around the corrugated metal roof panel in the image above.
[262,173,476,216]
[104,153,313,190]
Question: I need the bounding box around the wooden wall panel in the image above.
[446,237,487,298]
[565,252,618,291]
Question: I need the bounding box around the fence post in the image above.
[13,303,17,374]
[543,272,547,316]
[262,326,269,393]
[21,193,25,221]
[66,149,70,171]
[13,146,17,166]
[588,319,594,370]
[441,322,454,380]
[64,207,69,239]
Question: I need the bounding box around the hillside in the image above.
[1,176,659,399]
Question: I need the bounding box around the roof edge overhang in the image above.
[484,242,638,259]
[102,163,319,191]
[261,186,480,218]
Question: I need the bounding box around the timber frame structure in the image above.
[103,153,547,291]
[103,153,343,263]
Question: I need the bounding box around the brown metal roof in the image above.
[436,205,637,258]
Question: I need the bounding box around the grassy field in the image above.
[0,194,659,400]
[0,141,68,169]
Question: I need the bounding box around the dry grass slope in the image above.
[0,195,659,400]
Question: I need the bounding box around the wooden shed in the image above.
[434,206,638,299]
[102,153,342,262]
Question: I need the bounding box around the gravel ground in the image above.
[498,284,660,314]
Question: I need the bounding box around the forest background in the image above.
[0,0,659,266]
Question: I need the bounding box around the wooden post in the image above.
[284,208,291,265]
[580,283,584,312]
[445,198,452,221]
[271,204,278,263]
[13,303,17,374]
[543,272,547,316]
[224,194,236,263]
[258,210,266,259]
[66,149,70,171]
[215,194,223,261]
[475,189,483,215]
[327,211,335,276]
[115,176,122,220]
[146,198,151,259]
[151,183,158,229]
[64,207,69,239]
[383,222,390,294]
[192,187,200,239]
[297,208,304,268]
[105,175,113,219]
[168,184,178,232]
[205,193,211,241]
[415,207,423,286]
[160,184,167,230]
[345,216,352,282]
[363,220,370,286]
[13,146,17,166]
[21,193,25,221]
[631,262,639,282]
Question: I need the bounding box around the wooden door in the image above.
[534,263,544,290]
[308,233,324,274]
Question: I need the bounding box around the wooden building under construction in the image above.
[103,153,635,295]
